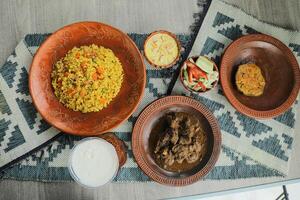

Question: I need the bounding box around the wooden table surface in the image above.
[0,0,300,199]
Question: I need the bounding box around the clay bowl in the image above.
[29,21,146,135]
[180,56,219,94]
[143,30,181,69]
[100,133,127,167]
[220,34,300,119]
[132,96,221,186]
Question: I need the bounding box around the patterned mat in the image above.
[0,33,285,182]
[172,0,300,176]
[0,0,299,182]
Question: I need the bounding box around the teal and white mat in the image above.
[172,0,300,176]
[0,0,299,181]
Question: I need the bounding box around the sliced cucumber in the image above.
[189,82,197,86]
[193,85,202,91]
[198,77,206,82]
[183,80,196,88]
[183,80,189,87]
[207,71,219,83]
[183,69,189,82]
[189,58,195,63]
[203,79,213,89]
[195,56,214,73]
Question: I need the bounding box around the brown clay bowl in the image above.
[29,21,146,135]
[180,56,219,94]
[132,96,221,186]
[143,30,181,69]
[220,34,300,119]
[100,133,127,167]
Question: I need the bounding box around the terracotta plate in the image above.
[220,34,300,118]
[29,22,146,135]
[132,96,221,186]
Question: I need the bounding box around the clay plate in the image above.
[29,21,146,135]
[143,30,181,69]
[132,96,221,186]
[220,34,300,118]
[180,56,219,94]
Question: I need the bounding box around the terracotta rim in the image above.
[220,34,300,119]
[132,96,221,186]
[143,30,181,69]
[179,56,219,94]
[100,133,127,168]
[29,21,146,135]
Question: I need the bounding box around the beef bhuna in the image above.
[153,112,207,172]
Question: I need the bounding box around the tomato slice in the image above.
[195,81,206,91]
[191,67,207,80]
[187,68,193,83]
[186,60,208,80]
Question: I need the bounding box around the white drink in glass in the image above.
[68,137,119,188]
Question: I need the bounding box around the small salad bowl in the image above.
[180,56,219,94]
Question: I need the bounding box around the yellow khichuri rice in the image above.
[51,44,124,113]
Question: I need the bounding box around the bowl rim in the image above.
[179,56,219,94]
[143,30,181,69]
[220,34,300,119]
[131,95,221,186]
[29,21,146,135]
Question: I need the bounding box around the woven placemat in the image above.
[0,33,283,182]
[1,0,298,182]
[172,0,300,176]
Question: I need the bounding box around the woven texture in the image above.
[172,0,300,176]
[0,0,299,182]
[0,33,286,182]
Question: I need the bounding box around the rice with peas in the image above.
[51,44,124,113]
